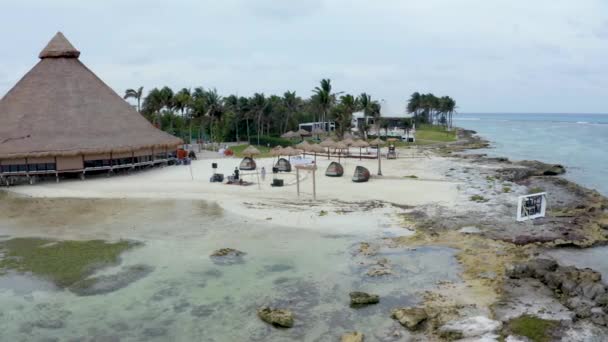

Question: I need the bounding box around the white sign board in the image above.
[517,192,547,222]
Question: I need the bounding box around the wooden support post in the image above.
[312,168,316,201]
[296,167,300,197]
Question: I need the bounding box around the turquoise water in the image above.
[0,197,461,341]
[454,113,608,195]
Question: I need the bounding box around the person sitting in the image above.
[188,150,197,160]
[233,167,240,180]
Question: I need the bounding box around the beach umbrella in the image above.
[242,145,261,157]
[281,131,297,139]
[352,139,370,160]
[319,137,336,159]
[309,143,325,162]
[343,132,354,140]
[271,145,283,161]
[341,138,355,146]
[296,128,310,140]
[281,146,301,161]
[334,141,348,164]
[312,127,326,139]
[295,140,312,157]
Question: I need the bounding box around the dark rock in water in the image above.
[173,299,191,313]
[391,307,427,330]
[257,306,294,328]
[341,331,364,342]
[273,277,291,285]
[352,166,371,183]
[70,264,154,296]
[349,291,380,306]
[210,248,246,265]
[151,286,180,301]
[191,304,214,317]
[110,322,129,332]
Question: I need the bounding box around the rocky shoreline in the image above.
[383,129,608,340]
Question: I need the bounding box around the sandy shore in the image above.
[7,148,460,232]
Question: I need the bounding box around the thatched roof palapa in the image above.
[319,138,336,148]
[352,140,370,148]
[281,146,301,156]
[0,32,182,160]
[281,131,297,139]
[242,145,261,157]
[370,138,386,146]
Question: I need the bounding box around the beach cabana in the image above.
[239,145,260,171]
[352,166,371,183]
[0,32,182,181]
[325,162,344,177]
[352,140,370,160]
[275,158,292,172]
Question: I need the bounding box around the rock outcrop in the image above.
[340,331,364,342]
[210,248,246,265]
[257,306,294,328]
[391,307,428,331]
[349,292,379,306]
[507,258,608,325]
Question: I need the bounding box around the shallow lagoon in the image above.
[0,196,461,341]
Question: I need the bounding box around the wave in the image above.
[456,118,481,121]
[576,121,589,124]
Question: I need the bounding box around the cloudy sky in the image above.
[1,0,607,114]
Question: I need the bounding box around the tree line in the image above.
[406,92,457,128]
[124,79,386,143]
[124,80,457,144]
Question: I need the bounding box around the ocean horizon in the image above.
[454,113,608,196]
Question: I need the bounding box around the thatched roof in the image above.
[370,138,386,146]
[352,139,370,148]
[0,32,182,159]
[270,145,283,156]
[295,140,312,151]
[334,141,348,150]
[281,146,301,156]
[319,137,336,148]
[309,144,326,153]
[312,127,326,135]
[296,128,310,136]
[341,138,355,146]
[281,131,297,139]
[242,145,261,156]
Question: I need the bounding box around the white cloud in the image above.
[1,0,607,113]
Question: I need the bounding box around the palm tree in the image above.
[204,89,223,142]
[158,86,175,132]
[312,79,333,131]
[282,91,300,133]
[223,94,239,142]
[250,93,267,145]
[335,94,358,138]
[124,87,144,112]
[174,88,192,142]
[407,92,421,124]
[358,93,373,138]
[142,88,163,128]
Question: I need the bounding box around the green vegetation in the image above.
[486,176,496,182]
[529,187,545,194]
[507,315,558,342]
[247,136,294,148]
[0,238,138,287]
[502,186,512,193]
[125,81,457,144]
[470,195,489,203]
[319,210,329,217]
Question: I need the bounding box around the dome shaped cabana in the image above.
[325,162,344,177]
[275,158,292,172]
[352,166,370,183]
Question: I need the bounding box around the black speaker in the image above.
[272,179,284,187]
[212,163,218,169]
[272,167,279,174]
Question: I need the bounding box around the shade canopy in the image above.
[352,139,370,148]
[281,131,297,139]
[370,138,386,146]
[309,144,326,153]
[270,145,283,156]
[319,138,336,148]
[281,146,301,156]
[0,32,182,159]
[296,128,310,136]
[295,140,312,151]
[242,145,261,156]
[312,127,326,135]
[334,142,348,150]
[341,138,355,146]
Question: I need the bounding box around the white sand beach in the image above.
[8,149,460,232]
